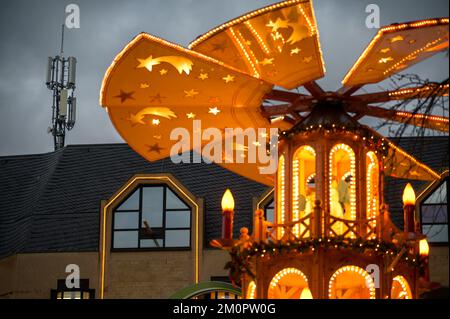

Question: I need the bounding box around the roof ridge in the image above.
[0,143,130,159]
[21,150,66,253]
[0,148,64,160]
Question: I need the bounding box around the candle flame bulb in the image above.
[221,189,235,211]
[419,239,429,257]
[402,183,416,206]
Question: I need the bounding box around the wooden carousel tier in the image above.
[223,229,427,299]
[218,195,429,299]
[239,243,421,299]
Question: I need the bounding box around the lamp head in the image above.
[221,189,235,211]
[402,183,416,206]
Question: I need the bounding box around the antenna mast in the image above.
[45,24,77,151]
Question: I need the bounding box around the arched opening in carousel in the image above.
[292,146,316,238]
[268,268,312,299]
[246,281,257,299]
[329,144,356,237]
[391,276,413,299]
[328,266,376,299]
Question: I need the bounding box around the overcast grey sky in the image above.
[0,0,448,156]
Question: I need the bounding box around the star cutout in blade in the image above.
[115,90,135,103]
[389,35,404,43]
[184,89,199,98]
[125,112,145,126]
[211,40,228,52]
[148,143,164,154]
[266,18,289,33]
[222,75,235,83]
[186,112,196,119]
[290,47,301,55]
[378,57,394,64]
[137,56,160,72]
[259,58,274,66]
[198,73,209,80]
[149,93,167,104]
[159,69,168,75]
[209,96,221,104]
[209,107,221,115]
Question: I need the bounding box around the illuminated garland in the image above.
[225,237,426,285]
[282,125,390,157]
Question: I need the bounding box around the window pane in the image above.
[116,190,139,211]
[166,211,190,228]
[113,231,138,248]
[166,188,189,209]
[114,212,139,230]
[266,208,274,224]
[424,182,447,204]
[165,230,190,247]
[83,292,91,299]
[142,187,163,228]
[63,291,81,299]
[423,224,448,243]
[421,205,447,223]
[140,239,163,248]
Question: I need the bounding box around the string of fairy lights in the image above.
[292,158,300,237]
[392,275,412,299]
[246,281,257,299]
[342,18,449,86]
[225,236,427,286]
[277,155,286,238]
[328,265,376,299]
[366,151,379,239]
[189,0,311,48]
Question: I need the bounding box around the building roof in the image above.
[0,144,267,258]
[384,136,448,228]
[0,136,448,258]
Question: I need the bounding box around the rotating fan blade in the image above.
[262,101,313,117]
[189,0,325,90]
[384,141,441,181]
[100,33,293,185]
[345,103,449,132]
[351,82,449,103]
[342,18,449,87]
[264,89,310,103]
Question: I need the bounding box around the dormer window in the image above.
[112,185,191,250]
[420,177,448,244]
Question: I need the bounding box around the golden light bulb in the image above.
[300,287,313,299]
[419,238,429,257]
[402,183,416,206]
[221,189,235,211]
